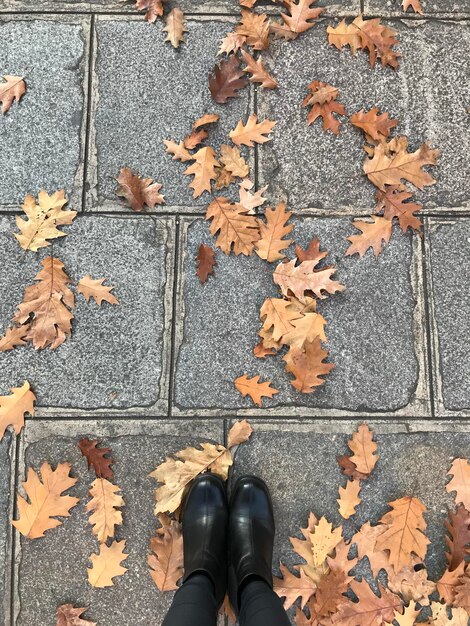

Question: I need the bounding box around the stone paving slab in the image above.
[0,214,174,414]
[173,217,427,416]
[427,218,470,417]
[88,17,252,212]
[231,419,470,624]
[13,419,225,626]
[258,18,470,213]
[0,17,89,211]
[364,0,470,16]
[0,433,13,626]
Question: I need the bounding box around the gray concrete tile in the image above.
[258,19,470,212]
[0,433,13,626]
[364,0,470,16]
[0,17,89,210]
[89,17,252,211]
[428,218,470,415]
[0,214,174,414]
[173,217,426,416]
[1,0,240,14]
[14,419,224,626]
[231,420,470,623]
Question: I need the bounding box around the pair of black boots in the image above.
[182,473,275,614]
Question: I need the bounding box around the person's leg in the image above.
[239,576,290,626]
[162,572,217,626]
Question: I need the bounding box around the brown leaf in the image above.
[12,462,79,539]
[350,107,398,142]
[184,147,220,197]
[454,576,470,615]
[337,455,369,481]
[304,516,343,579]
[253,341,276,358]
[238,178,268,212]
[259,297,303,348]
[0,381,35,440]
[230,114,276,147]
[337,479,361,520]
[270,19,299,40]
[302,81,346,135]
[206,196,260,256]
[347,422,379,477]
[351,521,391,578]
[148,514,184,591]
[255,203,293,262]
[393,601,420,626]
[282,0,324,34]
[0,75,26,114]
[219,144,250,178]
[196,244,216,283]
[289,512,318,567]
[228,419,254,448]
[273,563,317,609]
[402,0,423,14]
[192,113,220,130]
[387,560,436,606]
[218,32,247,56]
[241,50,278,89]
[88,540,128,588]
[283,337,334,393]
[86,477,124,543]
[78,276,119,306]
[56,604,96,626]
[446,459,470,510]
[78,438,114,480]
[214,166,237,189]
[346,216,393,258]
[163,140,193,162]
[236,10,270,50]
[209,55,248,104]
[273,258,345,302]
[0,326,29,352]
[333,579,403,625]
[116,167,164,211]
[164,8,186,48]
[437,562,467,605]
[234,374,279,406]
[295,238,328,264]
[445,505,470,571]
[15,190,77,252]
[135,0,164,22]
[375,185,422,233]
[183,129,208,150]
[281,310,328,348]
[376,496,430,573]
[308,565,353,621]
[220,595,237,624]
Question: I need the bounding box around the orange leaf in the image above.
[230,114,276,147]
[283,338,334,393]
[295,238,328,264]
[134,0,163,22]
[446,459,470,510]
[273,563,317,609]
[0,381,35,440]
[350,107,398,142]
[241,50,278,89]
[346,216,393,258]
[164,140,193,163]
[337,479,361,520]
[347,422,379,477]
[78,276,119,306]
[402,0,423,14]
[273,258,345,302]
[236,10,270,50]
[333,579,403,625]
[206,196,260,256]
[163,8,186,49]
[281,0,324,34]
[116,167,164,211]
[303,81,346,135]
[87,540,128,588]
[255,203,293,262]
[375,185,422,233]
[184,147,220,198]
[445,505,470,572]
[234,374,279,406]
[228,419,254,448]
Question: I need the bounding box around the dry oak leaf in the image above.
[163,140,193,163]
[148,513,184,591]
[12,256,74,350]
[281,310,328,347]
[253,341,276,358]
[351,521,391,578]
[228,419,254,448]
[347,422,378,477]
[295,238,328,264]
[78,438,114,480]
[428,601,469,626]
[337,455,369,481]
[0,326,29,352]
[150,443,233,514]
[376,496,430,573]
[220,594,237,624]
[327,16,400,70]
[15,190,77,252]
[259,297,304,348]
[437,562,467,605]
[12,461,79,539]
[0,381,35,440]
[86,477,124,543]
[218,32,247,56]
[308,559,355,622]
[332,579,403,625]
[116,167,164,211]
[234,374,279,406]
[282,0,324,33]
[192,113,220,130]
[238,178,268,212]
[164,8,186,49]
[387,559,436,605]
[364,136,439,191]
[240,50,278,89]
[206,196,260,256]
[215,166,237,190]
[0,75,26,114]
[350,107,398,142]
[255,203,293,262]
[209,54,248,104]
[236,10,270,50]
[289,512,318,564]
[196,244,216,284]
[446,459,470,510]
[88,540,128,588]
[454,576,470,615]
[445,505,470,572]
[184,129,208,150]
[185,147,220,198]
[346,216,393,258]
[56,604,96,626]
[135,0,164,22]
[375,185,422,233]
[337,479,361,520]
[284,338,334,393]
[78,276,119,306]
[229,114,276,147]
[273,563,317,610]
[219,144,250,178]
[303,81,346,135]
[392,601,420,626]
[273,257,345,303]
[296,516,343,585]
[402,0,423,14]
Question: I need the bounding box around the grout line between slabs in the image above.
[167,218,181,418]
[253,84,259,193]
[9,435,20,626]
[81,13,95,213]
[420,229,436,419]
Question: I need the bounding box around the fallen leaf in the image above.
[387,560,436,605]
[206,196,260,255]
[78,276,119,306]
[219,144,250,178]
[183,129,208,150]
[346,216,393,258]
[0,326,29,352]
[274,563,317,609]
[236,10,270,50]
[88,540,128,588]
[116,167,164,211]
[78,438,114,480]
[238,178,268,212]
[337,479,361,519]
[0,381,35,440]
[192,113,220,130]
[135,0,163,22]
[402,0,423,14]
[15,190,77,252]
[337,455,369,481]
[445,505,470,571]
[281,310,328,347]
[229,114,276,147]
[148,514,184,591]
[164,8,186,48]
[12,462,79,539]
[392,601,420,626]
[350,107,398,142]
[273,258,345,302]
[196,244,216,283]
[234,374,279,406]
[333,579,403,625]
[283,338,334,393]
[184,147,220,197]
[437,562,467,605]
[295,238,328,264]
[218,32,247,56]
[308,516,343,574]
[454,576,470,616]
[259,297,303,347]
[0,75,26,114]
[214,166,237,189]
[220,595,237,624]
[253,341,275,358]
[209,55,248,104]
[351,521,391,578]
[375,185,422,233]
[255,203,293,262]
[163,140,193,162]
[56,604,96,626]
[446,459,470,510]
[347,422,379,477]
[282,0,324,34]
[270,19,299,40]
[241,50,278,89]
[86,477,124,543]
[228,419,254,448]
[308,561,354,621]
[303,81,346,135]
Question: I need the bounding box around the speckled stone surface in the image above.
[0,433,13,626]
[428,219,470,413]
[14,420,224,626]
[0,215,173,412]
[173,217,421,414]
[0,18,87,209]
[364,0,470,15]
[258,19,470,212]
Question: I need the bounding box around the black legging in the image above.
[162,573,290,626]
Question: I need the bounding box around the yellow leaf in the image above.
[87,540,128,588]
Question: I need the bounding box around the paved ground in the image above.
[0,1,470,624]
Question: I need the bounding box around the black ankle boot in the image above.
[181,473,228,606]
[229,476,275,614]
